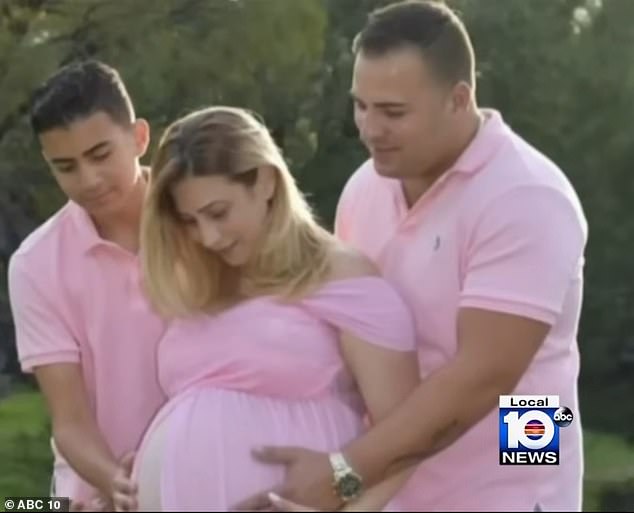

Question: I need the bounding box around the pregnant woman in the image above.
[127,106,420,511]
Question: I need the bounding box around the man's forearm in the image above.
[343,354,502,487]
[341,465,418,512]
[54,421,119,496]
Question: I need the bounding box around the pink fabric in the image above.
[132,276,417,510]
[8,201,167,502]
[335,109,587,511]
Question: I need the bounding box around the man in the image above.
[238,1,587,511]
[7,60,166,509]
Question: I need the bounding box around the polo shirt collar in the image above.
[68,200,113,254]
[449,108,510,175]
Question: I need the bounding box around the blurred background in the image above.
[0,0,632,510]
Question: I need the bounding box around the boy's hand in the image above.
[110,452,138,512]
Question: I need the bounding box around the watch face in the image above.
[339,474,362,499]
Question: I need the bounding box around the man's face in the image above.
[39,112,149,217]
[351,47,458,180]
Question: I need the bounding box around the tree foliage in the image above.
[0,0,632,443]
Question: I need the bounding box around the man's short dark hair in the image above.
[352,0,475,87]
[29,60,135,135]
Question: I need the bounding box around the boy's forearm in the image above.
[54,421,120,496]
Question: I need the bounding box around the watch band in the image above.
[329,452,363,502]
[329,452,350,474]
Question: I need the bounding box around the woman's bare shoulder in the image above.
[326,242,380,281]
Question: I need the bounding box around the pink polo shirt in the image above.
[8,200,167,502]
[336,109,587,511]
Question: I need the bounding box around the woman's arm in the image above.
[337,328,420,511]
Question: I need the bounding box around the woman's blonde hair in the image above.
[141,106,334,317]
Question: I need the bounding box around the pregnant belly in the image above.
[133,385,365,511]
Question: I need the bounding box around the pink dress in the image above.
[132,276,417,511]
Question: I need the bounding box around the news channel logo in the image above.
[499,395,574,465]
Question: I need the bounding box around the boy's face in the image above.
[39,111,150,218]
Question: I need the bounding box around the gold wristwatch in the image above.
[329,452,364,502]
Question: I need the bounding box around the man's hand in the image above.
[268,494,318,512]
[232,447,342,511]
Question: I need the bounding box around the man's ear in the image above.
[450,81,473,114]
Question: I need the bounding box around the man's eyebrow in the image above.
[349,92,407,109]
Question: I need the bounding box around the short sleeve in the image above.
[8,254,80,373]
[459,186,587,325]
[302,277,417,352]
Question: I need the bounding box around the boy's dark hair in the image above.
[29,60,135,135]
[352,0,475,87]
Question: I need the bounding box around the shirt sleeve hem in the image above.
[459,291,558,325]
[20,351,81,373]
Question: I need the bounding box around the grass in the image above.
[582,431,634,511]
[584,431,634,482]
[0,388,52,499]
[0,390,632,510]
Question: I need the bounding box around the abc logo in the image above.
[554,406,574,427]
[504,406,573,450]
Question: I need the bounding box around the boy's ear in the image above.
[133,118,151,157]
